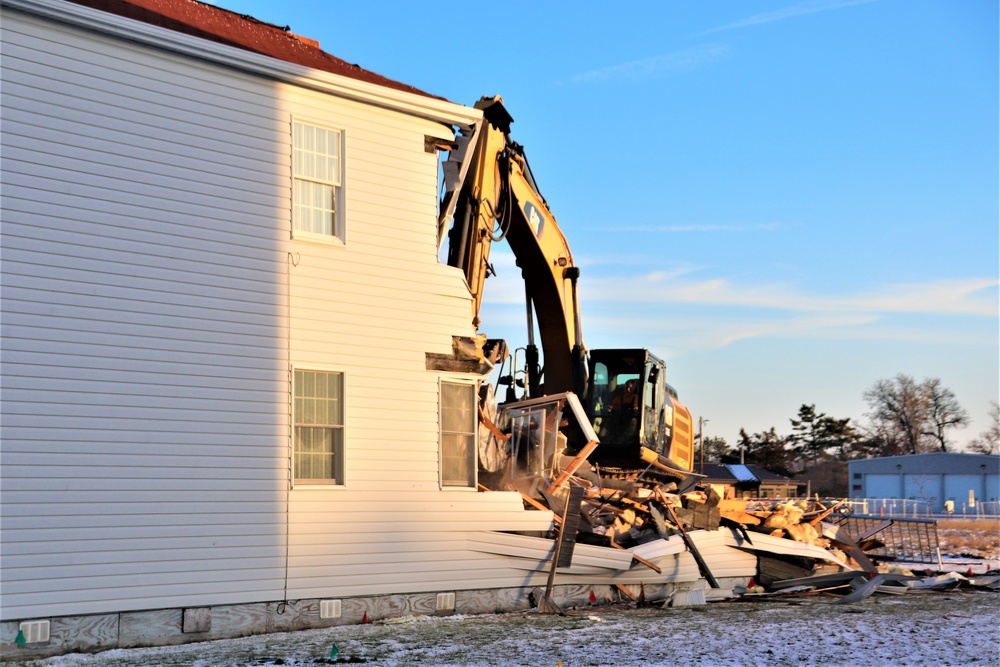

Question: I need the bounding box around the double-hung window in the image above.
[293,369,344,485]
[292,120,343,241]
[440,381,477,488]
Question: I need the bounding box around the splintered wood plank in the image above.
[807,500,845,526]
[615,584,637,601]
[520,492,561,524]
[546,440,599,493]
[608,537,662,574]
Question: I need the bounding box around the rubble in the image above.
[476,392,997,610]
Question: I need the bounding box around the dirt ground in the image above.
[19,590,1000,667]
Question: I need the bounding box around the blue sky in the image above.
[217,0,998,448]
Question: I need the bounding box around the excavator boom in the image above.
[440,96,693,469]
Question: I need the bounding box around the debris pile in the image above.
[476,392,996,609]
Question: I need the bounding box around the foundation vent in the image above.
[435,592,456,611]
[319,599,342,619]
[19,620,50,644]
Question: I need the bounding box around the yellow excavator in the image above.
[439,96,695,471]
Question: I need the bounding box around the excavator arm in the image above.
[441,96,586,397]
[439,96,694,471]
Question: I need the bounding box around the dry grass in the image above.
[937,518,1000,556]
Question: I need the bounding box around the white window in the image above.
[292,120,343,241]
[440,381,477,488]
[294,369,344,485]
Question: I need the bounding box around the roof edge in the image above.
[3,0,483,127]
[849,452,999,461]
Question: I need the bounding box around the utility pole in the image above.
[698,417,708,475]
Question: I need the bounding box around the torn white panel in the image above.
[687,529,759,580]
[729,529,853,569]
[467,531,633,572]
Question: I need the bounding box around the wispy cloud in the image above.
[479,248,996,351]
[697,0,880,36]
[611,223,783,233]
[584,274,998,317]
[566,44,729,85]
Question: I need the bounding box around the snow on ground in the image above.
[19,592,1000,667]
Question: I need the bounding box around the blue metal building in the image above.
[848,453,1000,513]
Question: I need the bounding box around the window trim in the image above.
[439,378,479,491]
[291,365,346,489]
[290,116,346,246]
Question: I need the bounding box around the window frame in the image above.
[291,117,346,245]
[439,378,479,490]
[291,366,346,488]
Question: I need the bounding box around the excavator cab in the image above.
[583,349,694,470]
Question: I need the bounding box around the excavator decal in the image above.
[524,201,545,238]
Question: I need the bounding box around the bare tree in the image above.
[858,419,906,458]
[968,401,1000,455]
[921,378,969,451]
[863,375,969,454]
[863,374,928,454]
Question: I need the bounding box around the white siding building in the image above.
[0,0,562,656]
[1,0,797,658]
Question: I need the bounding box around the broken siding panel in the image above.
[467,532,633,572]
[687,530,758,580]
[0,10,289,620]
[728,531,852,568]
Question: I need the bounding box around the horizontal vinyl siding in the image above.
[1,4,548,621]
[0,9,289,619]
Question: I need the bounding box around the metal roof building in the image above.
[848,453,1000,514]
[699,464,801,499]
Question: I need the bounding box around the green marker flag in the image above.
[329,643,339,660]
[14,629,26,647]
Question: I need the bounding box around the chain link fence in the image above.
[839,497,1000,518]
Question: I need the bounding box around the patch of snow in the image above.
[22,593,1000,667]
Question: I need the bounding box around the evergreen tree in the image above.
[701,435,733,463]
[737,427,793,477]
[789,404,862,463]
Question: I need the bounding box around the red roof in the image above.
[66,0,442,99]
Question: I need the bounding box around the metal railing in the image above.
[829,515,941,564]
[840,498,1000,518]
